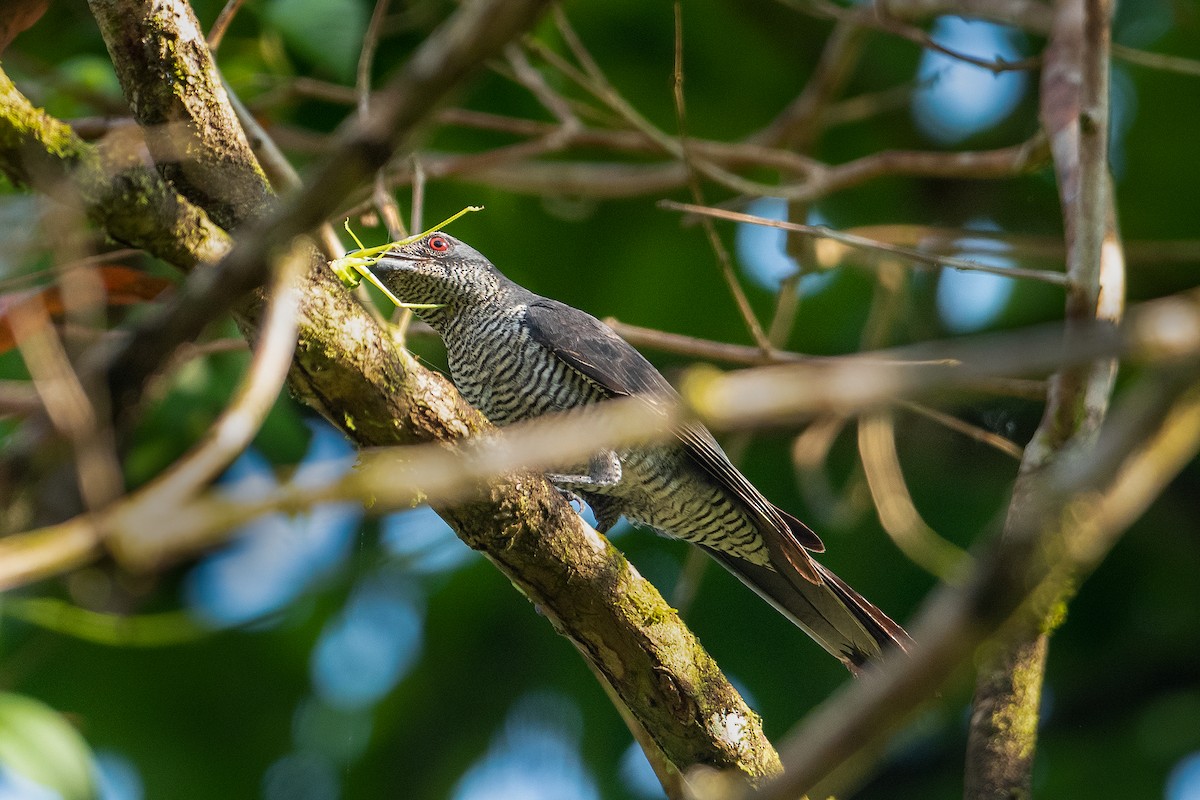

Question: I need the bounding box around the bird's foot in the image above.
[553,487,586,512]
[546,450,622,489]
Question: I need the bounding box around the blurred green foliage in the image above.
[2,0,1200,798]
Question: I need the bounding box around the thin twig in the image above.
[505,43,580,127]
[387,131,1048,202]
[669,2,771,352]
[9,297,122,510]
[754,16,866,149]
[661,200,1069,285]
[0,381,41,416]
[899,400,1024,460]
[205,0,248,51]
[359,0,408,243]
[1113,43,1200,78]
[786,0,1041,74]
[357,0,392,117]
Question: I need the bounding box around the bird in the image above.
[370,231,911,672]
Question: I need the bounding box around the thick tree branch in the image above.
[2,6,785,784]
[0,69,230,269]
[965,1,1122,796]
[88,0,272,228]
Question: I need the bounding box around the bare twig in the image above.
[787,0,1041,74]
[357,0,392,117]
[206,0,248,51]
[0,381,41,416]
[684,284,1199,432]
[899,401,1024,460]
[754,18,866,150]
[879,0,1055,33]
[661,200,1068,285]
[505,44,580,127]
[607,316,1046,402]
[1113,43,1200,78]
[8,297,122,509]
[669,3,771,352]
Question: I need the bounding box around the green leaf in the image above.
[0,693,96,800]
[264,0,367,82]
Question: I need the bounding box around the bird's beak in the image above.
[370,251,424,279]
[377,250,422,267]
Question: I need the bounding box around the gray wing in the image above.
[524,299,825,575]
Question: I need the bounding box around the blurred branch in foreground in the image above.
[2,281,1196,583]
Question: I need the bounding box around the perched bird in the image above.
[371,232,910,671]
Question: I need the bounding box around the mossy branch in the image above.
[0,68,230,268]
[0,2,781,786]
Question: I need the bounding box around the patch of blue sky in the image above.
[0,766,60,800]
[619,743,665,799]
[1168,752,1200,800]
[912,18,1028,145]
[736,197,836,295]
[93,752,142,800]
[185,421,362,628]
[451,691,598,800]
[935,221,1016,334]
[382,505,475,575]
[310,572,424,710]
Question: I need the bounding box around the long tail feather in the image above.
[702,547,911,672]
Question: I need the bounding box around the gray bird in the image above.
[371,231,910,671]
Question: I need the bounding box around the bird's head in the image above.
[369,232,506,312]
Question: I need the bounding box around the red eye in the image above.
[427,235,450,253]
